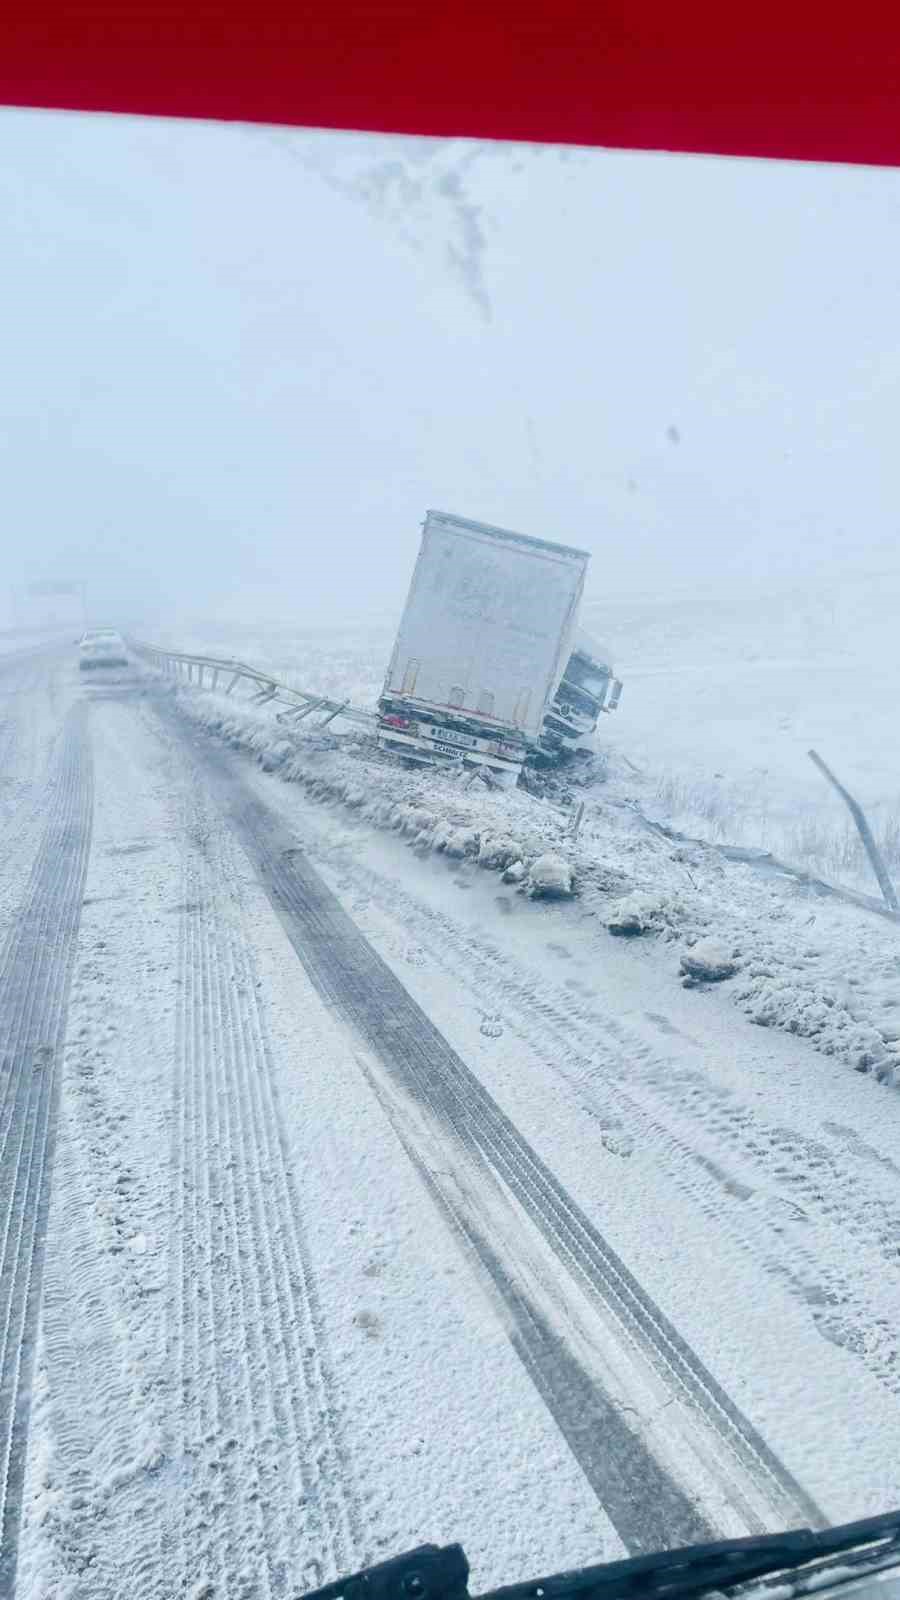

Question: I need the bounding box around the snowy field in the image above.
[585,564,900,893]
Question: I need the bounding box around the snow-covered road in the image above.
[4,652,900,1599]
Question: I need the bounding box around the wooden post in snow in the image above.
[808,748,899,912]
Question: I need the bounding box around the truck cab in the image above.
[539,632,622,758]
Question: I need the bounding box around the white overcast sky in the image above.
[2,109,899,626]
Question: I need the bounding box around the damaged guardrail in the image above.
[128,637,376,734]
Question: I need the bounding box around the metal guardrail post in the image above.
[291,698,327,722]
[808,749,899,913]
[319,699,351,729]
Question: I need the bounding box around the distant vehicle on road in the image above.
[79,628,128,670]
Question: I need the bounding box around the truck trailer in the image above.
[377,510,590,784]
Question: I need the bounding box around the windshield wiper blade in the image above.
[300,1543,471,1600]
[488,1509,900,1600]
[300,1509,900,1600]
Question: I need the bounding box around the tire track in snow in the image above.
[26,1122,166,1600]
[328,853,900,1416]
[0,660,69,934]
[18,689,199,1600]
[169,797,361,1597]
[183,734,821,1549]
[0,714,18,786]
[376,1100,719,1551]
[0,702,93,1597]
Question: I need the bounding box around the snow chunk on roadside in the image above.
[258,738,295,772]
[607,891,663,935]
[679,937,740,984]
[478,835,522,870]
[528,854,573,898]
[434,823,479,859]
[732,966,900,1083]
[395,804,437,839]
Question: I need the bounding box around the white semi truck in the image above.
[377,510,615,784]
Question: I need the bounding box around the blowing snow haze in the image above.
[2,110,900,629]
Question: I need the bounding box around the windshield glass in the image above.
[564,654,612,700]
[2,106,900,1600]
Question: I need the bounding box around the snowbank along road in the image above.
[3,646,900,1599]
